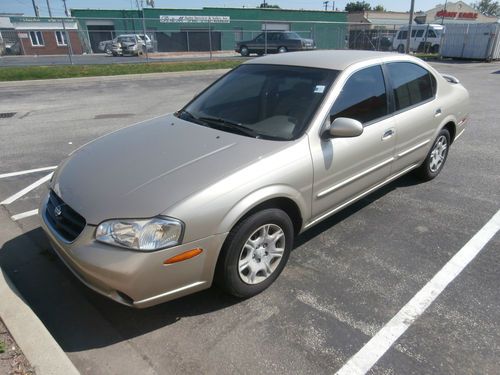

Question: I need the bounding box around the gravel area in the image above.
[0,319,34,375]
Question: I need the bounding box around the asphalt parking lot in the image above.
[0,62,499,374]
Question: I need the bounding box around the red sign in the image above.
[436,10,478,19]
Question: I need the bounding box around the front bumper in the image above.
[39,194,228,308]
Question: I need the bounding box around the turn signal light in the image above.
[164,248,203,264]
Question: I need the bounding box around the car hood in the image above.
[52,114,288,224]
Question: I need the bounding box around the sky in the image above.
[1,0,447,18]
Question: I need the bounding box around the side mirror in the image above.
[323,117,363,139]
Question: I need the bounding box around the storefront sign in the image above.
[159,15,230,23]
[17,32,29,38]
[436,10,478,19]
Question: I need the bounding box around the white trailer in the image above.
[440,23,500,61]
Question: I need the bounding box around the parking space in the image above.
[0,62,499,374]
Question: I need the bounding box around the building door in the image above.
[86,25,115,53]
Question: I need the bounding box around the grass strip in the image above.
[0,60,242,81]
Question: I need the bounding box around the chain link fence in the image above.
[1,17,446,64]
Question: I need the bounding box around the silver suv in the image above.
[40,51,469,308]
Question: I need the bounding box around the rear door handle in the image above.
[382,129,395,141]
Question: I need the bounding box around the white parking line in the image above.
[0,172,53,205]
[0,166,57,179]
[11,209,39,221]
[336,208,500,375]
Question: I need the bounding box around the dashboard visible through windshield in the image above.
[176,64,339,141]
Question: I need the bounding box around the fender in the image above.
[217,184,309,235]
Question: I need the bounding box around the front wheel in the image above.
[397,44,405,53]
[278,46,288,53]
[240,46,249,57]
[415,128,450,181]
[216,209,293,298]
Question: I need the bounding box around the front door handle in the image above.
[435,108,442,117]
[382,129,395,141]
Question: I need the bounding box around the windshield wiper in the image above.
[175,109,207,126]
[197,116,259,138]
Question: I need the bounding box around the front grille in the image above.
[46,190,86,242]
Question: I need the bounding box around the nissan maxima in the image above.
[40,50,469,308]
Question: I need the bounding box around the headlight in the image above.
[96,217,184,251]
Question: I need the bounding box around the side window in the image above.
[330,65,388,124]
[411,30,416,37]
[386,62,436,111]
[397,31,408,40]
[416,29,424,37]
[426,29,437,38]
[255,34,264,43]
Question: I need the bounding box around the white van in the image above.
[392,24,444,53]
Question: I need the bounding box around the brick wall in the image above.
[19,30,84,55]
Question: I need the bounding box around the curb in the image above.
[0,68,232,88]
[0,206,79,375]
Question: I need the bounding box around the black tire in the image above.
[397,44,405,53]
[216,208,294,298]
[278,46,288,53]
[415,128,450,181]
[240,46,249,57]
[431,44,440,54]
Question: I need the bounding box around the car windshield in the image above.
[177,64,338,141]
[119,36,135,43]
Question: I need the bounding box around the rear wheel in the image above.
[415,128,450,181]
[431,44,440,54]
[216,209,293,298]
[278,46,288,53]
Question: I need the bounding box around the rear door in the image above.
[310,65,396,219]
[384,62,439,174]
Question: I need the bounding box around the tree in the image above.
[259,2,280,8]
[373,5,386,11]
[472,0,500,16]
[345,1,371,12]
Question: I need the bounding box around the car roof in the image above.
[244,50,407,71]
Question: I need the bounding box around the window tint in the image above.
[427,29,437,38]
[386,62,436,111]
[416,29,424,37]
[411,30,416,37]
[397,31,408,40]
[330,65,388,124]
[182,64,338,140]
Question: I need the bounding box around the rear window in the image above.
[386,62,436,111]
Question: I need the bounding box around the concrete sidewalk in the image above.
[0,206,79,375]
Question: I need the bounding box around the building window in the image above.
[29,31,44,46]
[55,31,68,46]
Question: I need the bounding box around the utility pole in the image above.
[323,1,329,11]
[46,0,52,18]
[32,0,40,17]
[405,0,415,54]
[332,1,335,11]
[441,0,448,25]
[62,0,69,17]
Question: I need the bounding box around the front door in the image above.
[310,65,396,221]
